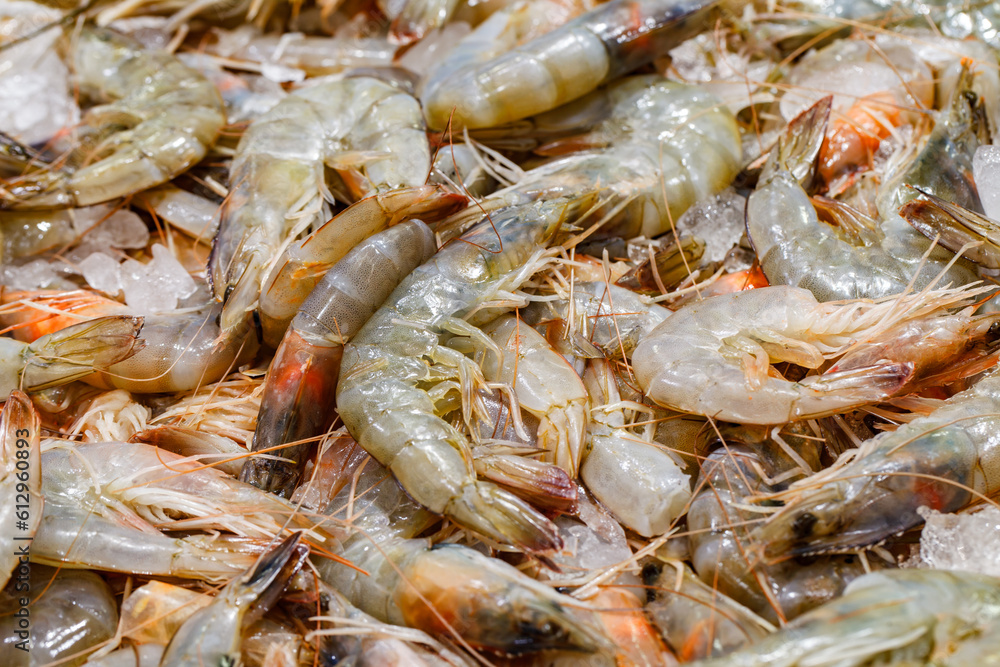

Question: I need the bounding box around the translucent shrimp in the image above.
[420,0,727,130]
[32,441,335,579]
[687,570,1000,667]
[0,315,142,399]
[752,367,1000,560]
[0,565,118,666]
[211,77,430,337]
[486,75,743,240]
[336,196,594,553]
[688,425,872,624]
[479,313,589,477]
[160,533,308,667]
[258,186,465,348]
[745,97,979,302]
[313,449,608,655]
[0,392,39,590]
[580,358,691,537]
[632,284,993,424]
[241,220,438,496]
[0,27,225,210]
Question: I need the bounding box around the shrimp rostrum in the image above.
[0,26,225,209]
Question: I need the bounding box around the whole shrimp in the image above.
[336,196,595,553]
[420,0,729,130]
[687,570,1000,667]
[752,366,1000,560]
[746,96,979,302]
[211,77,430,337]
[476,75,743,241]
[241,220,438,496]
[632,284,997,424]
[312,446,608,655]
[0,27,225,210]
[160,533,308,667]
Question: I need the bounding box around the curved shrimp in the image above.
[335,196,596,553]
[160,533,309,667]
[479,313,589,477]
[0,26,225,210]
[746,96,979,302]
[484,75,743,240]
[687,570,1000,667]
[420,0,727,130]
[751,367,1000,560]
[0,392,40,591]
[632,284,998,424]
[211,76,430,337]
[241,220,438,497]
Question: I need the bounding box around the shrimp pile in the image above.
[6,0,1000,664]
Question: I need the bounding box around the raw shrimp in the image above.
[688,570,1000,667]
[32,441,336,579]
[160,533,308,667]
[0,565,118,665]
[421,0,727,130]
[580,358,691,537]
[0,315,142,399]
[632,284,991,424]
[241,220,438,496]
[688,424,872,624]
[490,75,743,240]
[589,587,678,667]
[0,392,39,590]
[336,196,594,553]
[752,367,1000,560]
[313,450,608,655]
[258,186,465,347]
[479,313,589,477]
[0,27,225,209]
[211,77,430,337]
[746,97,978,302]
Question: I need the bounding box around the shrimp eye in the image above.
[988,321,1000,344]
[792,512,818,538]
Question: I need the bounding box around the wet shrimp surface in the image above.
[4,0,1000,664]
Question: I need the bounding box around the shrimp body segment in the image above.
[0,27,225,210]
[0,392,40,590]
[336,197,592,553]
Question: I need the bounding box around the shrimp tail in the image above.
[760,95,831,187]
[472,453,579,513]
[446,482,563,553]
[803,362,913,411]
[232,532,310,612]
[241,331,344,497]
[900,188,1000,269]
[22,315,144,390]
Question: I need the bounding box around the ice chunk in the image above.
[79,252,123,296]
[0,259,62,290]
[675,187,747,263]
[138,186,220,239]
[120,244,196,313]
[915,506,1000,577]
[973,145,1000,222]
[0,13,79,145]
[549,496,631,575]
[69,206,150,262]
